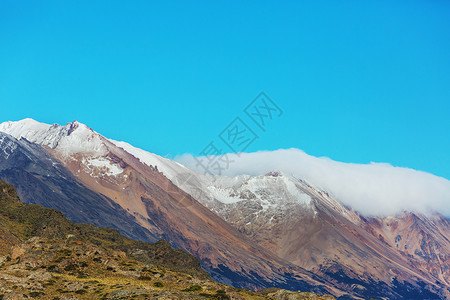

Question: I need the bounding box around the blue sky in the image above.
[1,0,449,179]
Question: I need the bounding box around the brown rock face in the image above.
[362,213,450,286]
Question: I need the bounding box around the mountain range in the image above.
[0,118,448,299]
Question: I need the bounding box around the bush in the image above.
[47,265,57,272]
[183,285,202,292]
[77,272,89,278]
[64,263,77,271]
[200,290,230,299]
[29,291,44,297]
[153,282,164,287]
[138,274,152,280]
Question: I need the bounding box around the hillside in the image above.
[0,180,336,299]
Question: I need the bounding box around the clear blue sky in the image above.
[1,1,449,179]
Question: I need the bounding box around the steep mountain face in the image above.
[0,131,156,243]
[0,119,448,299]
[362,213,450,286]
[0,120,341,296]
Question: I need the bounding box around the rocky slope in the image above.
[0,180,336,300]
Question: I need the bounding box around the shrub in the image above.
[183,285,202,292]
[64,263,77,271]
[77,272,89,278]
[47,265,58,272]
[29,291,44,297]
[138,274,152,280]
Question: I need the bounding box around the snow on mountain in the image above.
[0,118,52,144]
[106,142,320,217]
[0,135,18,160]
[0,119,118,177]
[55,122,108,156]
[177,149,450,218]
[108,142,316,213]
[200,171,313,207]
[108,139,189,178]
[0,119,108,156]
[82,156,124,177]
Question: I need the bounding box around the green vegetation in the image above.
[183,284,203,292]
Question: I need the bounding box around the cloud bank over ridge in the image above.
[176,148,450,217]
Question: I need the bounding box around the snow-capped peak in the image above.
[56,121,108,156]
[0,118,52,143]
[0,119,125,179]
[0,118,107,156]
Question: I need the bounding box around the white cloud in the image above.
[176,148,450,217]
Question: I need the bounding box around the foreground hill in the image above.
[0,180,335,300]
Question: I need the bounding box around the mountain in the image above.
[0,118,448,299]
[0,128,156,243]
[0,119,341,296]
[153,165,450,299]
[0,180,338,299]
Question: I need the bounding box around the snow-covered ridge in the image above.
[177,150,450,217]
[0,118,53,145]
[108,139,188,178]
[0,119,108,156]
[0,119,118,177]
[205,171,313,207]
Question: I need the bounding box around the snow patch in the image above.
[82,156,123,177]
[109,139,188,178]
[0,135,18,159]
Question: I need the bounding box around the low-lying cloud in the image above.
[176,148,450,217]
